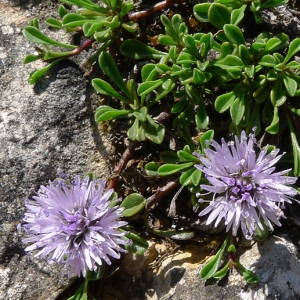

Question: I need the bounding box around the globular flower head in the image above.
[23,175,128,278]
[194,131,298,240]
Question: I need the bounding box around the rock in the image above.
[102,235,300,300]
[102,234,300,300]
[0,1,110,299]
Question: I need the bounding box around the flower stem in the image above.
[107,141,140,190]
[127,0,184,21]
[146,179,180,208]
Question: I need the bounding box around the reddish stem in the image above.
[146,179,180,208]
[67,38,94,58]
[127,0,184,21]
[106,141,140,190]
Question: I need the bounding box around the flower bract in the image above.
[23,175,128,277]
[194,131,297,239]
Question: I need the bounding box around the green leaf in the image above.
[194,3,211,22]
[60,0,108,13]
[124,231,149,255]
[120,193,146,217]
[184,35,201,60]
[227,244,236,252]
[213,261,230,279]
[27,58,63,84]
[215,55,244,69]
[120,0,134,17]
[99,52,133,101]
[273,53,284,64]
[270,81,286,106]
[172,98,187,114]
[23,53,44,64]
[122,21,139,33]
[128,118,141,141]
[215,91,236,113]
[261,0,288,9]
[282,72,297,96]
[265,37,283,52]
[144,115,165,144]
[62,13,89,28]
[238,44,249,64]
[180,168,196,186]
[160,14,186,45]
[141,64,157,82]
[23,26,76,49]
[83,20,105,37]
[191,168,202,186]
[242,269,259,283]
[137,79,164,96]
[287,115,300,176]
[44,50,74,60]
[180,168,202,186]
[45,17,62,28]
[258,55,276,67]
[224,24,245,45]
[251,39,266,52]
[58,5,68,18]
[151,229,194,240]
[169,46,178,62]
[177,53,195,64]
[286,60,300,69]
[158,162,194,176]
[230,5,246,25]
[92,78,129,103]
[145,162,160,176]
[253,222,269,242]
[218,42,234,59]
[133,107,147,122]
[200,238,228,280]
[93,27,112,42]
[94,106,131,122]
[199,130,214,151]
[267,69,278,81]
[244,65,254,78]
[284,38,300,64]
[265,107,279,134]
[177,149,199,162]
[195,106,209,130]
[208,3,230,29]
[29,18,39,29]
[120,40,166,59]
[230,92,245,125]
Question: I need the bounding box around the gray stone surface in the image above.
[102,235,300,300]
[0,1,110,299]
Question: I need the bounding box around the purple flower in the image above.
[23,175,128,277]
[194,131,298,240]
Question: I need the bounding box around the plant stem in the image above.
[67,38,94,58]
[127,0,184,21]
[107,141,140,190]
[146,179,180,208]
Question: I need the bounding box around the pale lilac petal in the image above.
[194,130,297,240]
[23,175,128,278]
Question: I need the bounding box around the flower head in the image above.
[23,175,128,277]
[194,131,297,240]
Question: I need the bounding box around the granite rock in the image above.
[0,1,110,299]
